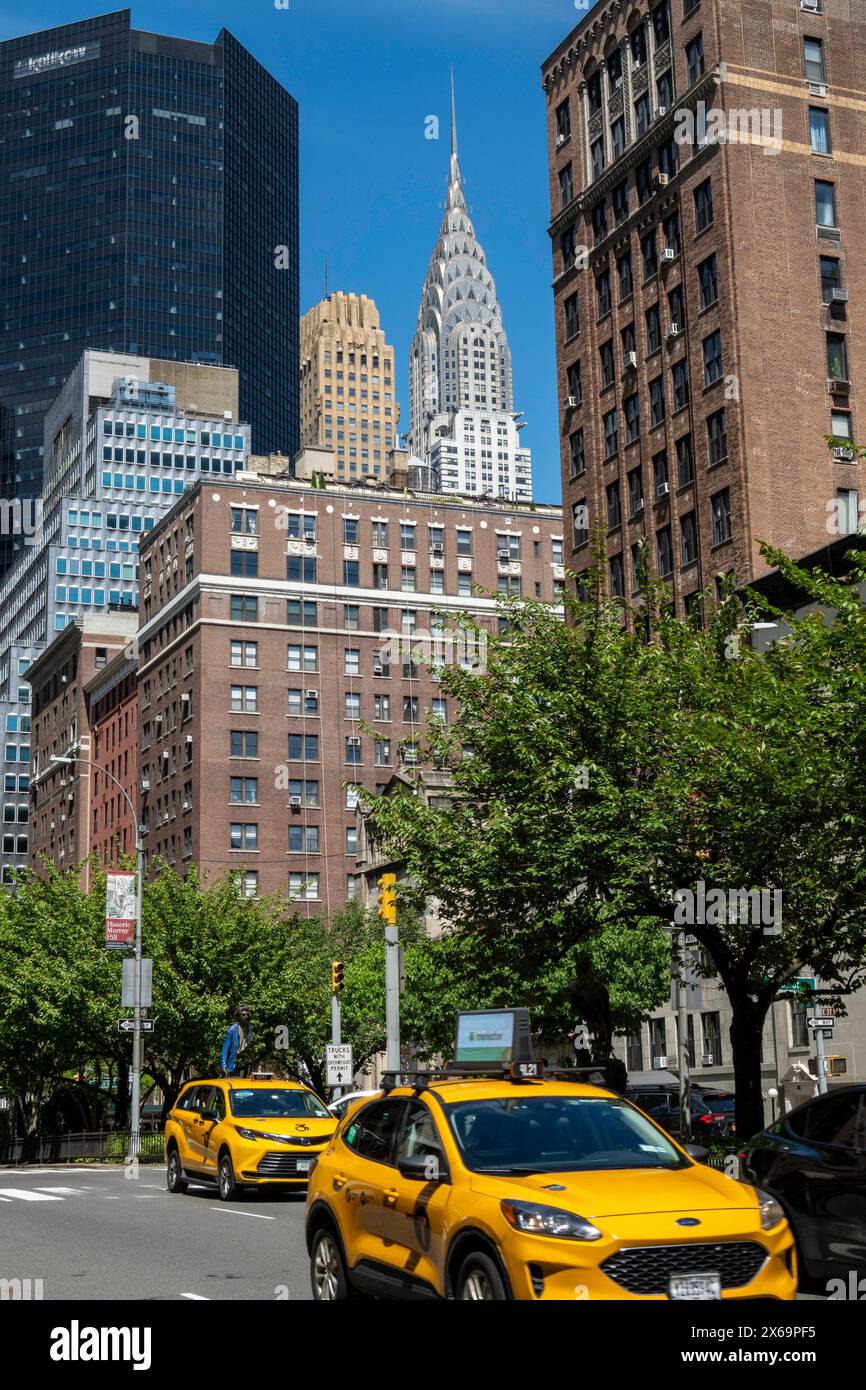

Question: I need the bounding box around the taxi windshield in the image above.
[228,1088,330,1120]
[444,1095,688,1173]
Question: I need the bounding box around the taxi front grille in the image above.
[601,1242,767,1295]
[255,1152,318,1176]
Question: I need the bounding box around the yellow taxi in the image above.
[165,1077,336,1200]
[305,1064,797,1301]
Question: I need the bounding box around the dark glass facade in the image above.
[0,9,298,567]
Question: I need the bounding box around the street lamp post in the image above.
[51,752,144,1154]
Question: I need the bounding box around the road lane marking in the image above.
[0,1188,64,1201]
[34,1187,87,1195]
[180,1292,210,1300]
[211,1207,276,1221]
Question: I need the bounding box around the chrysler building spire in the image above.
[407,77,532,502]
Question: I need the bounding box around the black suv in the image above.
[628,1084,736,1141]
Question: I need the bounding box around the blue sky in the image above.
[0,0,585,504]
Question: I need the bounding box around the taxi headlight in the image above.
[500,1199,602,1241]
[755,1187,786,1231]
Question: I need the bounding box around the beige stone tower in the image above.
[300,292,400,482]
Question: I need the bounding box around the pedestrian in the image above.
[221,1005,254,1078]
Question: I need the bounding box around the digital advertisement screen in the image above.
[455,1010,516,1064]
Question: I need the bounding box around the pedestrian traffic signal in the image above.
[331,960,344,994]
[378,873,397,925]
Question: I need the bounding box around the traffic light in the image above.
[331,960,344,995]
[378,872,397,925]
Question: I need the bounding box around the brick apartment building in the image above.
[27,612,139,885]
[542,0,866,611]
[85,644,140,867]
[134,454,563,912]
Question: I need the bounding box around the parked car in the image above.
[627,1081,736,1142]
[740,1085,866,1290]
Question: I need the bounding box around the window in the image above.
[230,550,258,578]
[344,648,361,676]
[680,511,698,565]
[556,98,571,139]
[707,409,727,466]
[656,68,673,109]
[641,230,658,281]
[230,640,257,668]
[631,25,647,68]
[344,603,360,630]
[230,777,258,805]
[652,450,669,495]
[230,507,257,535]
[711,487,732,545]
[343,516,359,544]
[607,46,623,90]
[655,525,672,577]
[701,1012,722,1066]
[836,488,859,536]
[559,163,574,208]
[564,293,580,340]
[694,178,713,233]
[703,330,723,385]
[686,33,704,84]
[592,198,608,245]
[827,332,848,382]
[288,779,319,808]
[658,136,677,177]
[815,179,837,228]
[596,268,612,318]
[600,340,615,389]
[804,36,825,84]
[375,738,392,766]
[652,1,670,45]
[289,872,320,901]
[342,1097,404,1162]
[609,553,625,598]
[831,410,852,441]
[570,429,586,478]
[810,107,831,155]
[287,644,318,672]
[288,599,317,627]
[617,251,633,301]
[591,137,605,180]
[672,359,690,412]
[634,92,651,139]
[288,733,319,761]
[289,825,320,854]
[345,736,362,765]
[663,211,681,258]
[573,500,589,547]
[820,256,841,301]
[621,321,636,361]
[625,1030,643,1072]
[698,253,718,309]
[567,361,582,403]
[613,179,629,224]
[646,304,661,354]
[610,116,625,161]
[343,559,360,586]
[624,393,641,443]
[372,519,388,547]
[286,554,317,583]
[676,433,695,485]
[650,375,666,427]
[456,529,473,557]
[230,730,258,758]
[603,409,619,458]
[606,481,622,530]
[230,823,258,852]
[628,467,644,516]
[668,283,684,329]
[230,594,257,623]
[230,685,257,713]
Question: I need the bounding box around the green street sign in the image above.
[778,977,816,995]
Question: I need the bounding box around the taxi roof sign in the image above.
[453,1008,534,1070]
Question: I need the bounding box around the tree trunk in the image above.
[728,996,770,1140]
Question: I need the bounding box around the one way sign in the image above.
[326,1043,353,1088]
[118,1018,155,1033]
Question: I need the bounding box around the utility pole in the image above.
[812,999,828,1096]
[330,961,343,1098]
[676,930,691,1143]
[379,873,400,1072]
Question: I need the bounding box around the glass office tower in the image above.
[0,9,299,568]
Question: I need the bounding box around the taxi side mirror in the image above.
[683,1143,709,1163]
[397,1153,448,1184]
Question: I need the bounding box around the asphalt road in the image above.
[0,1165,312,1301]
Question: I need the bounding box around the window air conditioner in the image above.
[305,689,318,700]
[623,351,638,371]
[660,247,677,263]
[830,288,849,304]
[289,796,302,810]
[556,132,567,148]
[656,481,671,497]
[808,82,827,98]
[497,549,511,563]
[666,323,682,339]
[652,1056,668,1069]
[833,446,854,461]
[564,395,579,409]
[701,1054,716,1067]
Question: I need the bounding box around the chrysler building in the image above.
[408,79,533,502]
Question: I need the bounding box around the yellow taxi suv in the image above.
[165,1078,337,1200]
[305,1010,797,1301]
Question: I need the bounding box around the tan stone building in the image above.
[300,293,400,484]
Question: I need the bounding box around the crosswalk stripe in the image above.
[0,1188,64,1201]
[34,1187,86,1195]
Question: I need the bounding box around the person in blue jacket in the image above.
[221,1004,253,1078]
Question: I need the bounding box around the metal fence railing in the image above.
[0,1130,165,1166]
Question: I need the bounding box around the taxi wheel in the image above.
[166,1148,187,1194]
[310,1228,355,1301]
[456,1251,508,1301]
[218,1152,240,1201]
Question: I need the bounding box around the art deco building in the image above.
[408,82,533,503]
[299,293,399,482]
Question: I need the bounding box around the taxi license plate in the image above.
[668,1273,721,1300]
[296,1158,311,1174]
